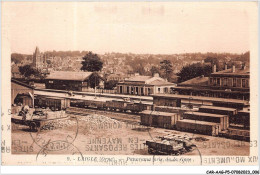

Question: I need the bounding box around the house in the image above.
[116,73,176,96]
[45,71,96,91]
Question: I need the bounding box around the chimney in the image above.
[212,64,216,73]
[153,73,159,77]
[232,65,236,73]
[134,73,140,76]
[225,64,228,70]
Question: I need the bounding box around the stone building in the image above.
[116,73,176,96]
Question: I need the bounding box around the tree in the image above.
[150,66,160,76]
[11,53,25,64]
[19,64,40,78]
[177,63,212,83]
[87,72,102,89]
[104,80,118,90]
[81,52,103,72]
[160,60,173,80]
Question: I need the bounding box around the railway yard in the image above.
[11,107,249,156]
[11,89,250,156]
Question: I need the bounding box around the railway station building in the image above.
[173,65,250,100]
[116,73,176,96]
[45,71,103,91]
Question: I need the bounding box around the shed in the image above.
[11,79,34,107]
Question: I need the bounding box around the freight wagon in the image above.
[176,119,220,136]
[227,128,250,141]
[104,100,127,111]
[212,101,245,110]
[154,106,197,118]
[11,114,69,131]
[69,99,151,114]
[159,134,195,151]
[35,96,69,111]
[140,110,180,129]
[199,105,237,116]
[145,139,185,155]
[183,111,228,130]
[231,110,250,129]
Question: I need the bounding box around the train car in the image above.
[12,114,69,131]
[183,111,228,130]
[104,100,127,111]
[199,105,237,116]
[212,101,245,110]
[227,128,250,141]
[176,119,220,136]
[125,102,145,113]
[230,110,250,129]
[140,110,180,129]
[145,139,185,155]
[35,96,69,110]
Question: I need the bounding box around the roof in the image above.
[124,75,175,86]
[46,71,93,81]
[126,76,152,82]
[11,79,34,89]
[179,76,209,86]
[184,111,227,118]
[211,67,250,76]
[148,79,175,86]
[199,105,237,111]
[177,119,219,126]
[152,94,248,105]
[141,110,178,116]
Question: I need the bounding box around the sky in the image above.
[2,2,256,55]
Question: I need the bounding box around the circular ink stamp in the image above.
[28,110,80,154]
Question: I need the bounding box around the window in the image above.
[148,88,151,95]
[228,78,232,87]
[164,87,168,93]
[158,88,161,93]
[217,78,220,86]
[127,87,129,94]
[141,87,144,95]
[233,78,237,87]
[223,78,228,86]
[242,79,246,88]
[135,87,138,95]
[212,78,216,86]
[237,78,241,87]
[245,79,249,88]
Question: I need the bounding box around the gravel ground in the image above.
[11,112,249,156]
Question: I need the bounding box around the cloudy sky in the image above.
[2,2,256,54]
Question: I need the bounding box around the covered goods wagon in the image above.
[176,119,220,136]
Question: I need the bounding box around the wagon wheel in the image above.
[30,122,37,132]
[148,148,153,154]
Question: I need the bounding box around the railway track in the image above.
[66,107,141,124]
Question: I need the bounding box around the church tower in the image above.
[32,46,42,68]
